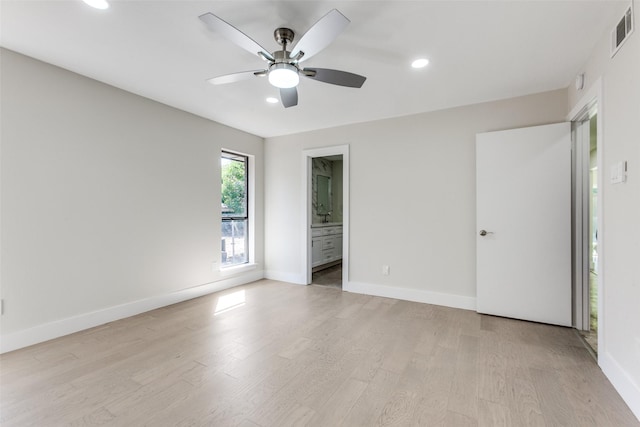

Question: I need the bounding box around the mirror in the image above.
[317,175,331,215]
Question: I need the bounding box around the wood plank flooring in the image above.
[1,280,637,426]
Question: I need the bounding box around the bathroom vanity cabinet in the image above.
[311,224,343,268]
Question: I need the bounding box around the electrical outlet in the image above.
[382,265,390,276]
[211,261,218,272]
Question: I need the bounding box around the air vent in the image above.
[611,3,634,57]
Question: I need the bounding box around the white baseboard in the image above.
[345,281,477,311]
[600,351,640,421]
[264,270,307,285]
[0,270,264,354]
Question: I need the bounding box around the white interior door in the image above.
[476,123,572,326]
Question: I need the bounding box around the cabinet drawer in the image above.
[322,227,336,236]
[311,228,323,237]
[322,237,336,250]
[334,236,343,256]
[322,248,336,261]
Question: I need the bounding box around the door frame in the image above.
[301,145,350,286]
[568,78,604,356]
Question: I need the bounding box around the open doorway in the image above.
[311,156,344,289]
[573,108,599,354]
[302,145,349,289]
[584,114,599,352]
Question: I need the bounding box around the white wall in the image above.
[264,89,567,305]
[568,0,640,419]
[0,49,264,352]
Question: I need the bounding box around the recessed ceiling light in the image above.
[82,0,109,10]
[266,97,279,104]
[411,58,429,69]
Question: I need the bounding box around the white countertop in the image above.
[311,222,343,228]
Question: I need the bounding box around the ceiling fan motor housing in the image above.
[272,50,293,64]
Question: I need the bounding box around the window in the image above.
[221,151,248,267]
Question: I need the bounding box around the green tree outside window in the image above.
[221,160,246,216]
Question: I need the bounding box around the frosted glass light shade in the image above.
[268,63,299,88]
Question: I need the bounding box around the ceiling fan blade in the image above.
[280,87,298,108]
[207,70,267,85]
[199,13,274,61]
[303,68,366,88]
[290,9,349,63]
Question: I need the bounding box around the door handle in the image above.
[479,230,494,236]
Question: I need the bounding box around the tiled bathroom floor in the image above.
[312,263,342,289]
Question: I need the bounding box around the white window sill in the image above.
[220,262,258,277]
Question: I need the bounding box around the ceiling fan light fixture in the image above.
[268,63,300,88]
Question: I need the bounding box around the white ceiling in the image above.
[0,1,626,138]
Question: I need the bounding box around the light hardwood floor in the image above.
[1,280,637,426]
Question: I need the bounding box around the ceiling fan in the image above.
[199,9,367,108]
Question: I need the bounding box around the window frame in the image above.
[221,150,250,269]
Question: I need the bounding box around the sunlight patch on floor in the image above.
[214,290,245,315]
